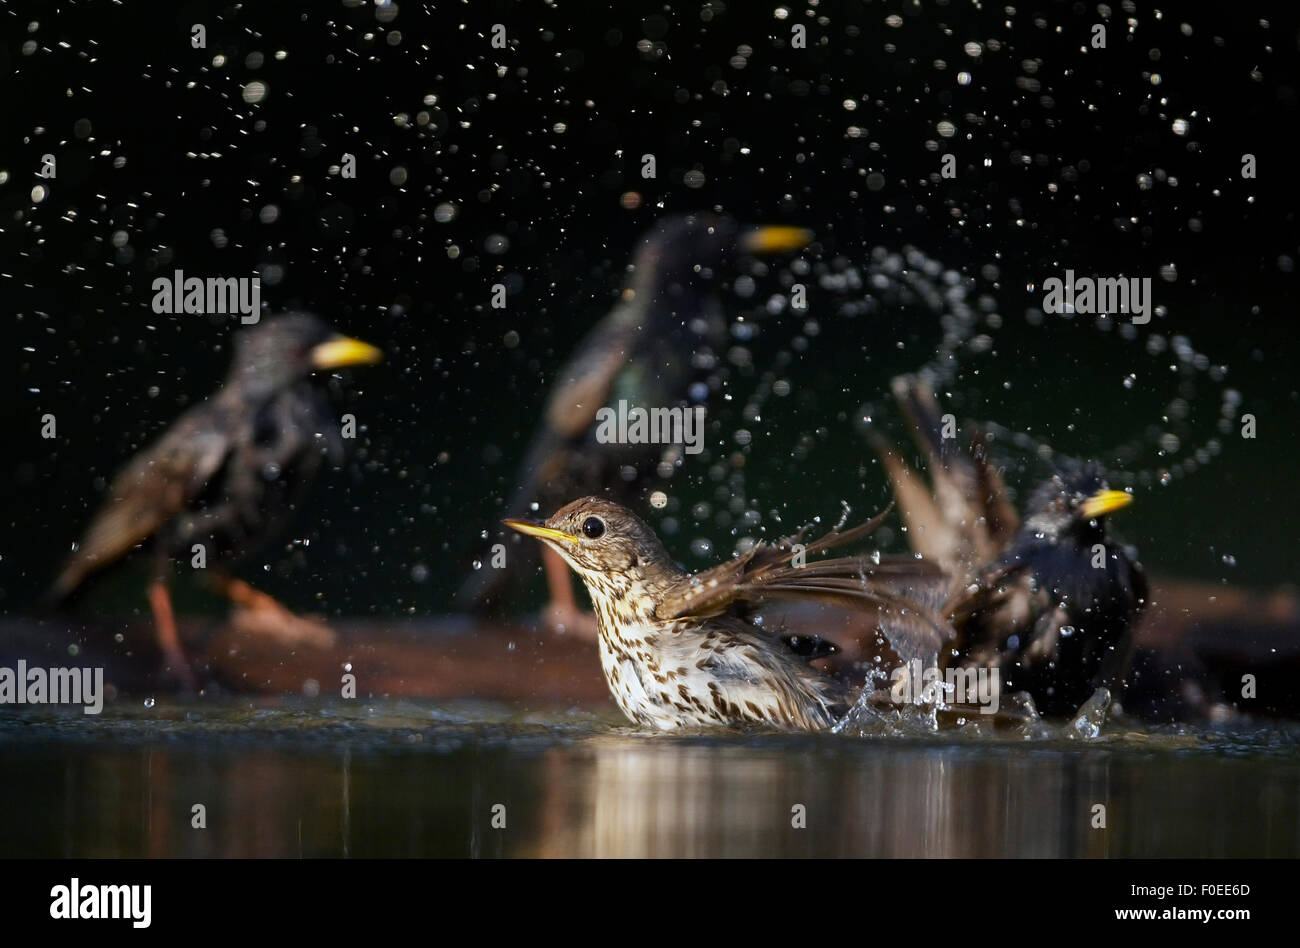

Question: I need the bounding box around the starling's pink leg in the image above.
[211,574,336,648]
[542,545,599,640]
[147,579,197,690]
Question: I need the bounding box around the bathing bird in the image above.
[506,496,954,730]
[876,376,1146,717]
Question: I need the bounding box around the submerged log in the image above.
[3,574,1295,718]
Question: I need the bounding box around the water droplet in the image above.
[241,80,268,104]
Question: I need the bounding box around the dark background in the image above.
[3,0,1297,622]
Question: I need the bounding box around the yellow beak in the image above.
[740,225,814,255]
[1080,489,1134,519]
[310,335,385,370]
[503,519,580,546]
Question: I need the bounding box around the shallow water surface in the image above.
[1,699,1297,858]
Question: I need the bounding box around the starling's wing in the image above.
[49,404,237,601]
[543,303,642,439]
[655,508,957,662]
[942,560,1034,665]
[969,430,1019,550]
[1093,554,1147,689]
[885,376,1019,577]
[454,306,642,610]
[874,436,962,571]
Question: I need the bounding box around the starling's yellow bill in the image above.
[1080,489,1134,519]
[310,335,385,370]
[740,225,815,255]
[503,519,580,546]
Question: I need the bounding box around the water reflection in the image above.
[524,737,1299,858]
[1,703,1297,858]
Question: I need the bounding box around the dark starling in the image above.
[505,497,954,730]
[952,470,1147,717]
[877,376,1147,717]
[458,213,812,634]
[49,312,383,686]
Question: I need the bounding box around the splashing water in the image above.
[1069,687,1114,741]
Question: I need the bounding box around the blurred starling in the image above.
[49,312,383,686]
[458,214,812,633]
[877,376,1147,717]
[506,497,954,730]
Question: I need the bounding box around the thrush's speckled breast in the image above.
[506,497,955,731]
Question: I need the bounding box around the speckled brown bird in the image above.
[49,313,383,687]
[459,214,813,636]
[877,376,1147,717]
[506,497,954,730]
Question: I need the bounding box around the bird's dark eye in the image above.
[582,517,605,539]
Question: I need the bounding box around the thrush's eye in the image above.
[582,517,605,539]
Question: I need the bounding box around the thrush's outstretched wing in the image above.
[654,507,957,663]
[49,402,237,601]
